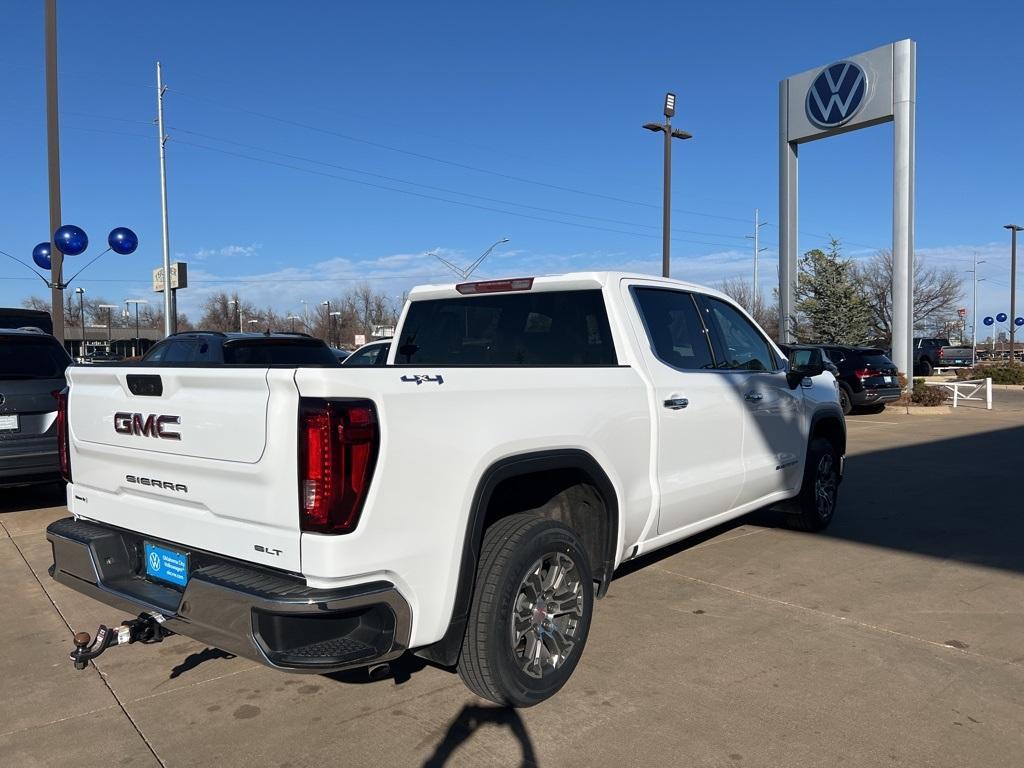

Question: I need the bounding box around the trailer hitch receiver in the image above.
[69,612,171,670]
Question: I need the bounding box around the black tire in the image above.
[457,513,594,707]
[785,438,840,532]
[919,359,933,376]
[838,385,853,416]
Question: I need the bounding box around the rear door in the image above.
[697,295,805,503]
[66,365,303,571]
[626,283,745,535]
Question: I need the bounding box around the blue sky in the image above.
[1,1,1021,330]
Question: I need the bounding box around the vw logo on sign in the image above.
[806,61,868,128]
[149,551,161,571]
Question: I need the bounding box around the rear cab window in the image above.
[396,289,617,366]
[0,335,71,379]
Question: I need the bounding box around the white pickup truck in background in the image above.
[48,272,845,706]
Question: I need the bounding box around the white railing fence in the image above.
[926,378,992,409]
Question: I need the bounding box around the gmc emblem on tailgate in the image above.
[114,412,181,440]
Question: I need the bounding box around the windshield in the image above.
[0,336,71,379]
[222,340,339,366]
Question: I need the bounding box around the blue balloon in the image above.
[997,312,1008,323]
[983,316,994,326]
[108,227,138,255]
[54,224,88,256]
[32,242,52,270]
[1016,317,1024,327]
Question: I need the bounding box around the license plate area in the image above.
[144,541,190,587]
[0,413,19,432]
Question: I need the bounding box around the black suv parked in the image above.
[0,329,72,486]
[784,344,900,415]
[141,332,340,366]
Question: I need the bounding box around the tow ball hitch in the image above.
[69,612,171,670]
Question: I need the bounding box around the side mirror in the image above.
[786,348,825,388]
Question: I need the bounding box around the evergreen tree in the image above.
[792,239,871,344]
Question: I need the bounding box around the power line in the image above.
[168,125,751,242]
[172,138,748,249]
[169,87,753,224]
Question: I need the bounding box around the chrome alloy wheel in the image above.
[815,453,838,521]
[510,551,584,679]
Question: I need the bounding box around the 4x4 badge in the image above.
[400,374,444,386]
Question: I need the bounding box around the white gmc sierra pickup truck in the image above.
[48,272,845,706]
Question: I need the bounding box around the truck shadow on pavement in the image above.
[0,480,65,514]
[619,424,1024,579]
[420,704,538,767]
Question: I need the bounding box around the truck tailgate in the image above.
[65,366,303,572]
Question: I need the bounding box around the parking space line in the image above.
[846,420,900,425]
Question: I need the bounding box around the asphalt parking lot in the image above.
[3,390,1023,768]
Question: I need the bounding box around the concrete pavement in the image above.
[2,391,1023,767]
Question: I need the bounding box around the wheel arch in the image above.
[414,449,619,667]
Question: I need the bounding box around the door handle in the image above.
[743,391,763,403]
[663,397,689,410]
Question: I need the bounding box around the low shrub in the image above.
[910,378,948,406]
[955,365,1024,385]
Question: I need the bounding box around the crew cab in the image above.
[47,273,845,706]
[911,337,974,375]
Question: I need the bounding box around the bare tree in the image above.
[858,249,963,344]
[717,277,779,339]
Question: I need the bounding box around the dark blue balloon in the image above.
[32,242,52,270]
[997,312,1008,323]
[54,224,88,256]
[1016,317,1024,327]
[983,316,994,326]
[108,227,138,255]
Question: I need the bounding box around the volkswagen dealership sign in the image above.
[806,61,867,128]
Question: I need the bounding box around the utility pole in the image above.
[1006,225,1022,363]
[98,304,118,343]
[967,253,986,365]
[643,93,692,278]
[45,0,64,343]
[745,208,768,312]
[74,287,85,357]
[156,62,174,336]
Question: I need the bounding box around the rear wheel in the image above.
[785,438,840,532]
[838,385,853,415]
[919,358,933,376]
[458,514,593,707]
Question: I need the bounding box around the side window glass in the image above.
[702,297,776,372]
[162,340,197,363]
[632,288,715,371]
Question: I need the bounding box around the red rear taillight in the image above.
[56,388,71,482]
[299,399,378,534]
[855,368,878,379]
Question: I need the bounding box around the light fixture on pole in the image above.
[125,299,148,357]
[98,303,118,343]
[329,310,342,349]
[643,92,692,278]
[1005,224,1022,363]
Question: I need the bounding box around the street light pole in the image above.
[98,304,118,344]
[74,287,85,357]
[643,92,692,278]
[125,299,148,357]
[321,300,331,346]
[156,61,174,336]
[1006,224,1022,363]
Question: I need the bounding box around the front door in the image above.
[626,283,746,536]
[696,295,805,505]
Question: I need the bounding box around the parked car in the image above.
[48,273,845,707]
[141,331,340,366]
[0,328,71,486]
[0,307,53,334]
[81,350,125,364]
[331,348,351,363]
[909,337,974,375]
[341,339,391,366]
[786,344,900,415]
